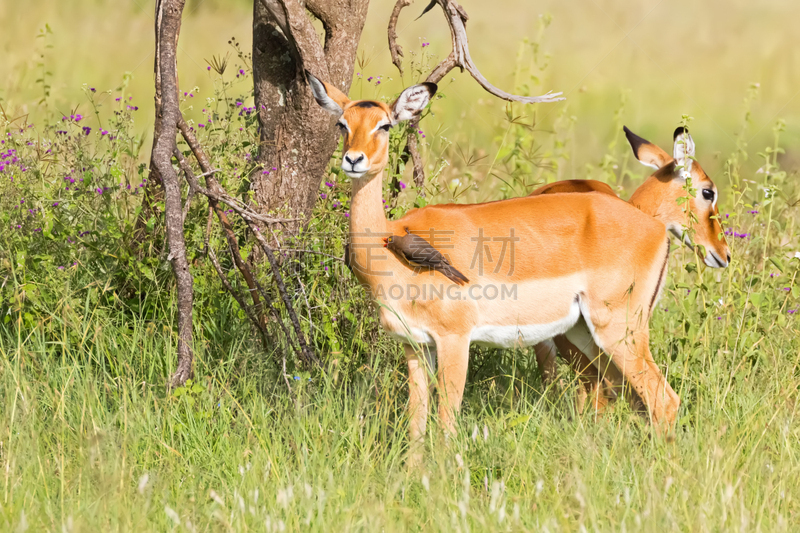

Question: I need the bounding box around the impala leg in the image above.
[553,335,610,413]
[423,345,438,396]
[533,340,558,386]
[435,334,471,437]
[404,344,429,459]
[594,325,680,434]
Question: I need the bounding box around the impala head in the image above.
[306,71,437,179]
[625,126,730,268]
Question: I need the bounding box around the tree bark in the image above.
[151,0,195,387]
[251,0,369,232]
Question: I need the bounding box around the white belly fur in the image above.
[387,328,435,346]
[470,299,582,349]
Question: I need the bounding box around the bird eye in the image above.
[702,188,715,201]
[379,124,391,132]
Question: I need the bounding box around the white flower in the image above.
[138,473,150,494]
[164,506,180,525]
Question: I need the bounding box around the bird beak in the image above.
[382,237,388,248]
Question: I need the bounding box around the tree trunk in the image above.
[151,0,195,387]
[251,0,369,231]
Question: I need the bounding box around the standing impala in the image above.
[307,71,681,447]
[530,126,730,411]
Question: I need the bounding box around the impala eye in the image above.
[702,188,715,201]
[379,124,392,132]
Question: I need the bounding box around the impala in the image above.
[530,126,730,410]
[307,71,680,448]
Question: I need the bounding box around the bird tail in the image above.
[444,266,470,286]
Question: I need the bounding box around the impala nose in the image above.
[726,252,731,264]
[344,153,364,166]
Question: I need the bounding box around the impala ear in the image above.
[391,83,437,123]
[306,70,350,116]
[673,126,695,179]
[623,126,671,170]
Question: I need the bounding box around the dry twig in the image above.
[387,0,565,188]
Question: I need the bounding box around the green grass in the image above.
[1,0,800,530]
[1,260,798,531]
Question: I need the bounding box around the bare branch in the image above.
[425,53,457,84]
[388,0,414,75]
[408,0,565,103]
[388,0,564,192]
[179,166,298,226]
[204,208,265,340]
[181,179,195,224]
[250,228,320,367]
[179,155,318,368]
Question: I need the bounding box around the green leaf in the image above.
[769,257,785,273]
[508,414,531,428]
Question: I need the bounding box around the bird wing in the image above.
[404,234,451,268]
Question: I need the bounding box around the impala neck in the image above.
[629,176,677,221]
[349,169,388,236]
[348,168,390,285]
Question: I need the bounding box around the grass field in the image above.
[1,0,799,531]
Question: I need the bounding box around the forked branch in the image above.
[387,0,564,193]
[388,0,564,102]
